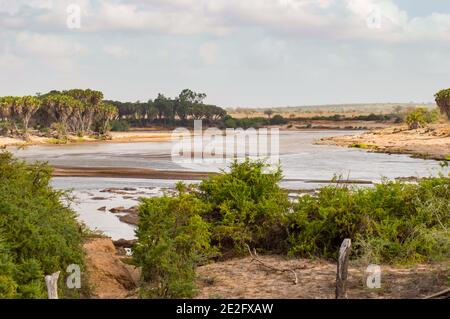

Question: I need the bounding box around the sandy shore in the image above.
[0,131,178,148]
[316,124,450,160]
[52,166,217,180]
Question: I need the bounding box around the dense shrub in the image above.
[197,160,290,253]
[134,160,449,298]
[133,187,215,298]
[0,152,84,298]
[405,108,440,129]
[288,177,450,263]
[270,115,288,125]
[110,119,130,132]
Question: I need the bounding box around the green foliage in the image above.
[197,159,290,253]
[110,119,130,132]
[270,114,288,125]
[134,160,450,299]
[134,191,215,298]
[435,88,450,120]
[0,121,12,136]
[288,177,450,263]
[405,107,441,129]
[425,108,441,123]
[0,152,84,298]
[405,108,427,129]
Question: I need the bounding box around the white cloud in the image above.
[102,45,129,58]
[15,31,86,57]
[1,0,450,43]
[198,42,218,65]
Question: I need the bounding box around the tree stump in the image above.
[335,239,351,299]
[45,271,60,299]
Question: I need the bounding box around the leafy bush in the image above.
[0,121,12,136]
[270,115,288,125]
[133,188,215,298]
[405,108,427,129]
[405,108,440,129]
[110,119,130,132]
[197,159,290,253]
[288,176,450,263]
[0,152,84,298]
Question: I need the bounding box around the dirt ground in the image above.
[84,238,140,299]
[196,255,449,299]
[83,239,448,299]
[317,124,450,160]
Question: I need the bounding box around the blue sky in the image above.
[1,0,450,107]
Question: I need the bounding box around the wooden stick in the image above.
[246,244,298,285]
[335,239,351,299]
[424,288,450,299]
[45,271,60,299]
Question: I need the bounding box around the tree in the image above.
[264,109,274,119]
[42,93,80,136]
[0,96,14,122]
[435,88,450,121]
[95,103,118,135]
[64,89,103,136]
[154,94,172,126]
[13,96,42,139]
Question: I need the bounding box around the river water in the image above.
[10,130,448,240]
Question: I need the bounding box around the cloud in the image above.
[198,42,218,65]
[15,31,86,57]
[102,45,129,58]
[0,0,449,43]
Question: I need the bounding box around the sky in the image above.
[1,0,450,108]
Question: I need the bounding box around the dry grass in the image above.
[196,255,450,299]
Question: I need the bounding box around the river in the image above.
[10,130,447,240]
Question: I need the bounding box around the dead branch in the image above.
[424,288,450,299]
[245,244,298,285]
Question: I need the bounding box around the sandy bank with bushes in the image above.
[316,124,450,160]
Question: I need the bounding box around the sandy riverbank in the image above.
[0,131,177,148]
[316,124,450,160]
[52,166,217,180]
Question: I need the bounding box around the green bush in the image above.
[110,120,130,132]
[405,107,440,129]
[0,152,85,298]
[197,159,290,253]
[270,115,288,125]
[288,176,450,263]
[133,188,215,298]
[0,121,12,136]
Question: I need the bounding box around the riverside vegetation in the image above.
[0,152,86,298]
[133,159,450,298]
[0,155,448,299]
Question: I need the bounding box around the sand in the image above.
[196,255,450,299]
[316,124,450,160]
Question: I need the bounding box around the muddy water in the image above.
[10,130,448,240]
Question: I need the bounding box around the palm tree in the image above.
[13,96,42,139]
[0,96,14,121]
[96,103,118,135]
[435,88,450,121]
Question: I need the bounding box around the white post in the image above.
[45,271,60,299]
[336,239,351,299]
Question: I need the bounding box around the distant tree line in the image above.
[0,88,227,140]
[0,89,117,140]
[106,89,227,129]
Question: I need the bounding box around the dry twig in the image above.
[245,244,298,285]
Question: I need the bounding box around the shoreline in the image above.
[52,165,375,185]
[0,122,384,149]
[316,124,450,161]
